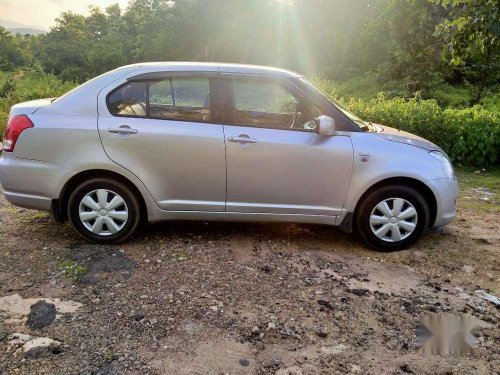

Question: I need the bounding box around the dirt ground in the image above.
[0,171,498,375]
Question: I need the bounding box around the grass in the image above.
[56,260,89,281]
[456,168,500,212]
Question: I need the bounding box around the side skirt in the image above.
[149,210,337,226]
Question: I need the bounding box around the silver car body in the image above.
[0,62,458,230]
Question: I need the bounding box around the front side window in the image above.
[107,78,211,123]
[231,79,321,131]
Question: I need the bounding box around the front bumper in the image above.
[0,153,73,211]
[427,177,459,227]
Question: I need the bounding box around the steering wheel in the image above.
[288,111,303,129]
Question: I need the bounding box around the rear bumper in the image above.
[0,153,72,211]
[427,177,459,227]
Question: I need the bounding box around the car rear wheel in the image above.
[68,178,141,243]
[356,185,429,251]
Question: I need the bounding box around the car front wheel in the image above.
[356,185,430,251]
[68,178,141,243]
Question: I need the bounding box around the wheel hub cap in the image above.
[78,189,129,236]
[369,198,418,243]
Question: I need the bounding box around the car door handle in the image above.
[108,126,138,135]
[228,136,257,144]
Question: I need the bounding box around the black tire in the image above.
[67,177,141,244]
[356,185,429,251]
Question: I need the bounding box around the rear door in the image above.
[98,73,227,212]
[222,76,353,216]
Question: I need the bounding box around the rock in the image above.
[267,322,276,330]
[351,364,362,373]
[454,287,469,300]
[348,288,370,296]
[92,298,101,305]
[24,337,62,358]
[261,265,273,273]
[133,314,145,322]
[320,344,348,355]
[462,265,473,275]
[0,294,81,323]
[239,358,250,366]
[400,364,415,374]
[251,325,260,335]
[26,301,56,329]
[474,289,500,306]
[8,333,62,358]
[316,328,328,338]
[317,300,335,310]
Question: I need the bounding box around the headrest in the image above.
[121,83,146,102]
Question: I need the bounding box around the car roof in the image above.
[37,62,303,116]
[118,62,303,78]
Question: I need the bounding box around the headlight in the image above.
[429,151,455,178]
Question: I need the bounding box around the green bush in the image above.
[341,94,500,167]
[0,70,76,139]
[1,72,498,167]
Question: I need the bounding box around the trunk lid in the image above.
[9,98,56,117]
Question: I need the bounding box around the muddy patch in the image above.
[67,244,137,283]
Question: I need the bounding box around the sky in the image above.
[0,0,130,29]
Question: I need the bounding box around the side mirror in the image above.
[317,115,336,135]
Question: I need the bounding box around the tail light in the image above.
[2,115,34,152]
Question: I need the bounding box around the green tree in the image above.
[355,0,447,94]
[38,12,90,81]
[434,0,500,103]
[0,27,27,70]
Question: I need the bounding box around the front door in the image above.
[223,76,353,216]
[98,75,227,212]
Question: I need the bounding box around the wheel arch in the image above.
[53,169,148,223]
[351,177,437,230]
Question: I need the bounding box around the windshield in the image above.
[299,78,376,132]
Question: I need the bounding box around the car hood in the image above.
[375,124,442,152]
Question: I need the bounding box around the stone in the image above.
[26,301,56,329]
[316,327,328,338]
[239,358,250,366]
[8,333,62,358]
[348,288,370,296]
[317,300,335,310]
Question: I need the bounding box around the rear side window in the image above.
[107,78,211,123]
[108,82,147,117]
[149,78,210,122]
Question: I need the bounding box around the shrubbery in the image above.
[0,70,75,138]
[1,72,498,167]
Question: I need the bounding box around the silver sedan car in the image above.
[0,63,458,251]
